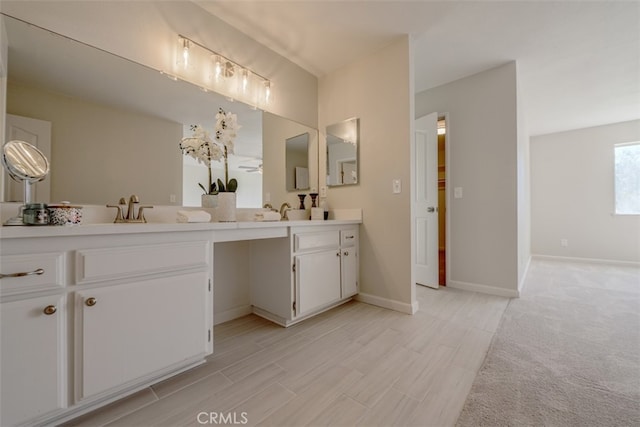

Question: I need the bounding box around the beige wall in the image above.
[7,82,182,205]
[416,62,520,296]
[319,37,414,309]
[531,119,640,263]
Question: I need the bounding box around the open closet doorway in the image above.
[412,113,448,289]
[437,116,447,286]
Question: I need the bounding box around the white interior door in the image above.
[340,160,357,184]
[4,114,52,202]
[413,113,439,288]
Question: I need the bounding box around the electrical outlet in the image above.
[454,187,463,199]
[320,186,327,197]
[561,239,568,247]
[169,194,176,203]
[265,192,271,203]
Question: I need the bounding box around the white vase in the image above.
[216,192,236,222]
[201,194,218,208]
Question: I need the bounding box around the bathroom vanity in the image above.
[250,223,359,326]
[0,218,359,426]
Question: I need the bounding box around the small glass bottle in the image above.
[320,198,329,220]
[23,203,49,225]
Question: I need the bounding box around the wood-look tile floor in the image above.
[65,286,509,427]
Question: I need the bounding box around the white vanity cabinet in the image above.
[294,232,342,317]
[250,224,359,326]
[1,294,67,426]
[0,232,213,426]
[339,228,359,298]
[74,242,212,401]
[0,253,67,427]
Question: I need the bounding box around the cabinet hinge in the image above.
[208,329,211,342]
[208,279,212,292]
[293,301,296,313]
[292,263,296,273]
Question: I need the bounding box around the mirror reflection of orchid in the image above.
[179,108,240,194]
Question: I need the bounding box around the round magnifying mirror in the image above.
[2,140,50,182]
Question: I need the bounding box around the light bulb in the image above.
[182,39,190,69]
[214,56,222,81]
[242,69,249,93]
[264,81,271,104]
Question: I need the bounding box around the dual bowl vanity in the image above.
[0,215,360,426]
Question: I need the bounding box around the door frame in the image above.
[442,113,452,291]
[410,112,451,302]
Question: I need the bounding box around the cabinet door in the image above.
[1,295,66,426]
[341,247,358,298]
[76,271,209,400]
[295,249,341,317]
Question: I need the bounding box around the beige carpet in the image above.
[456,258,640,426]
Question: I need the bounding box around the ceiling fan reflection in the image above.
[238,164,263,173]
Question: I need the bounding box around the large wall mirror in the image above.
[326,117,359,186]
[1,14,318,208]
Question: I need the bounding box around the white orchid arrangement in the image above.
[179,108,240,194]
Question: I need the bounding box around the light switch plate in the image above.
[393,179,402,194]
[454,187,463,199]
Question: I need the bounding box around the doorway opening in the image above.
[437,116,447,286]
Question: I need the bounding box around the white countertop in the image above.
[0,219,361,239]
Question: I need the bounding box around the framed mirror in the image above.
[326,117,359,186]
[285,132,310,191]
[1,14,319,207]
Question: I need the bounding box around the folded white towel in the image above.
[254,211,281,222]
[177,209,211,223]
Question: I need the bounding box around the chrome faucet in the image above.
[279,202,291,220]
[107,195,153,223]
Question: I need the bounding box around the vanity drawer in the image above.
[294,231,340,252]
[0,252,65,296]
[76,241,210,284]
[340,229,358,247]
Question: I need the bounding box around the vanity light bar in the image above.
[174,34,272,107]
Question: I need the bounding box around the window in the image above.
[615,142,640,214]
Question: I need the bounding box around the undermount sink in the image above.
[286,209,309,221]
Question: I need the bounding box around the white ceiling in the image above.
[197,0,640,136]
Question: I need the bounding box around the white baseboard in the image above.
[518,256,532,294]
[532,254,640,267]
[355,292,416,314]
[448,280,519,298]
[214,305,253,325]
